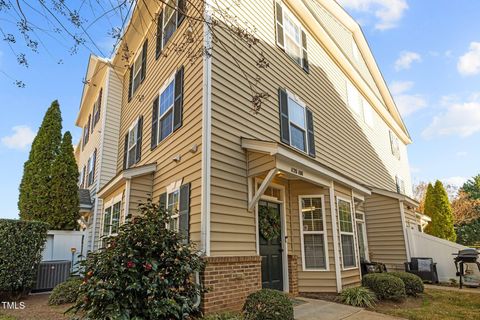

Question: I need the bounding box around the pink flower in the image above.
[144,263,152,271]
[127,261,135,268]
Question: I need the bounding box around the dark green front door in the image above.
[259,201,284,291]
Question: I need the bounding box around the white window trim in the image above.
[166,189,180,231]
[102,193,123,237]
[126,118,140,168]
[337,196,358,270]
[157,71,177,144]
[355,211,369,262]
[276,1,307,69]
[298,195,329,272]
[161,0,181,49]
[286,89,309,154]
[130,46,143,96]
[87,152,95,186]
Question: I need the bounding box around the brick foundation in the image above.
[288,255,299,296]
[201,256,262,315]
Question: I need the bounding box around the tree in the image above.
[49,132,80,230]
[413,181,428,213]
[451,191,480,225]
[456,218,480,246]
[422,183,435,217]
[424,180,456,242]
[462,175,480,200]
[70,200,205,319]
[18,100,62,222]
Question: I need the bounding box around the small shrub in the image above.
[338,286,377,308]
[243,289,293,320]
[48,277,82,305]
[69,200,205,319]
[0,219,48,300]
[362,273,406,301]
[203,312,243,320]
[389,272,424,296]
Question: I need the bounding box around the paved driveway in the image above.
[294,298,403,320]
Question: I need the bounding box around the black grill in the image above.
[453,248,480,289]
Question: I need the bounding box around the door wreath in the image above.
[258,205,281,241]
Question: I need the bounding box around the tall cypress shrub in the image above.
[49,132,79,230]
[18,100,62,222]
[424,180,456,242]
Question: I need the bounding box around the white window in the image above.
[299,196,328,271]
[362,98,375,127]
[127,120,139,168]
[157,75,176,143]
[87,150,95,187]
[355,212,368,262]
[389,131,401,160]
[103,200,121,237]
[338,198,357,269]
[396,175,406,194]
[167,189,180,231]
[161,0,185,49]
[275,2,308,70]
[347,81,362,115]
[288,93,307,153]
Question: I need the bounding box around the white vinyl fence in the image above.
[42,230,85,265]
[405,228,479,282]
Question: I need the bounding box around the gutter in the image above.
[329,181,343,292]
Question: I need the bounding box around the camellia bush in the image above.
[0,219,48,299]
[70,200,205,319]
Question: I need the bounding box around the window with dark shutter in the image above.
[275,2,284,48]
[177,0,186,26]
[178,183,190,242]
[173,66,184,131]
[306,108,315,157]
[141,40,148,83]
[128,67,133,102]
[86,114,91,142]
[162,0,185,49]
[151,96,159,150]
[136,116,143,162]
[156,11,164,59]
[278,88,290,144]
[159,192,167,210]
[94,88,102,125]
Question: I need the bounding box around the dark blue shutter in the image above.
[141,40,148,83]
[178,183,190,243]
[159,192,167,210]
[136,116,143,163]
[177,0,186,26]
[173,66,184,131]
[278,88,290,144]
[306,108,315,157]
[151,96,159,150]
[123,134,128,170]
[156,11,164,59]
[97,88,103,124]
[128,67,133,102]
[275,2,284,48]
[301,31,309,73]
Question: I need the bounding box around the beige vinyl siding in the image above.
[114,0,204,245]
[403,202,419,229]
[129,174,154,217]
[364,193,407,270]
[305,0,382,101]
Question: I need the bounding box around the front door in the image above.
[258,201,284,291]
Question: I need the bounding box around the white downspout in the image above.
[329,181,342,292]
[399,200,411,261]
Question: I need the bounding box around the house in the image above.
[75,55,122,252]
[74,0,426,314]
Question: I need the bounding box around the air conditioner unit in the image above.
[33,260,72,292]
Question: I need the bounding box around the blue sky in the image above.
[1,0,479,219]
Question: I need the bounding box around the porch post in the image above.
[329,181,342,292]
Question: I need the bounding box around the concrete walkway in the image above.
[294,298,403,320]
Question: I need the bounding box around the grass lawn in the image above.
[374,288,480,320]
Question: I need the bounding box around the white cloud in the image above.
[422,99,480,139]
[1,126,36,150]
[456,151,468,157]
[338,0,408,30]
[390,81,427,116]
[458,42,480,76]
[390,80,414,95]
[395,51,421,71]
[442,176,467,188]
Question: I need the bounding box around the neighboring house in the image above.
[75,55,122,252]
[75,0,429,314]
